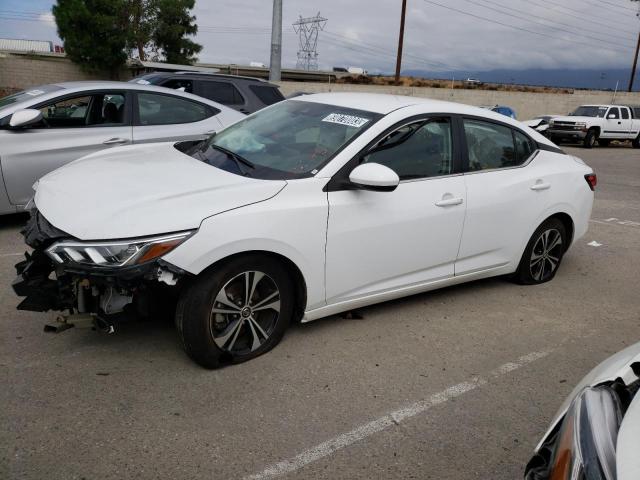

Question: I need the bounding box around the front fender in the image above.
[162,178,329,311]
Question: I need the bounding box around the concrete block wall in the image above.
[277,81,640,120]
[0,52,129,91]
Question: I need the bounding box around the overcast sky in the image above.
[1,0,638,73]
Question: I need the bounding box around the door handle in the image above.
[103,137,129,145]
[435,197,464,207]
[530,182,551,191]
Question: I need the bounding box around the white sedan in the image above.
[13,93,596,368]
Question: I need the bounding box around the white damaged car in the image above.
[13,93,596,368]
[525,342,640,479]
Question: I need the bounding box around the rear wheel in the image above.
[583,129,597,149]
[633,134,640,149]
[176,255,294,368]
[514,218,567,285]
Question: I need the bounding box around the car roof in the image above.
[293,92,555,147]
[292,92,464,114]
[292,92,512,118]
[136,71,278,86]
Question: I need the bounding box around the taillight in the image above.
[584,173,597,191]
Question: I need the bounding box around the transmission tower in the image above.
[293,12,327,71]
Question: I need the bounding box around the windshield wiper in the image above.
[209,144,255,175]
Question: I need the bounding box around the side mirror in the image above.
[607,114,615,119]
[10,109,43,128]
[349,163,399,192]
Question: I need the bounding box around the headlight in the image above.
[46,231,194,267]
[528,385,622,480]
[574,122,587,130]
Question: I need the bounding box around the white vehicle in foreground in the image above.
[13,93,596,368]
[525,342,640,479]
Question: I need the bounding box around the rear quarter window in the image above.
[249,85,285,105]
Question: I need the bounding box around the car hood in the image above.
[536,341,640,452]
[34,142,287,240]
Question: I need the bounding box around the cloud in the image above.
[1,0,637,73]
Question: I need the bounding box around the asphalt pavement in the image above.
[1,145,639,480]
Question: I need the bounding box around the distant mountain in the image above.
[401,68,638,91]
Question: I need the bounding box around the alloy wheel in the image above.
[529,228,563,282]
[209,271,280,354]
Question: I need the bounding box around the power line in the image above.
[461,0,635,48]
[583,0,637,12]
[526,0,637,34]
[420,0,634,54]
[323,30,459,70]
[471,0,635,43]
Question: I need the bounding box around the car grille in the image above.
[551,122,578,131]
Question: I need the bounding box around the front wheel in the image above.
[175,255,294,368]
[583,129,597,149]
[514,218,567,285]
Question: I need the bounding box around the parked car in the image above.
[0,81,244,214]
[13,93,595,368]
[522,116,554,135]
[525,341,640,479]
[130,72,284,114]
[464,78,483,86]
[547,104,640,148]
[480,104,517,119]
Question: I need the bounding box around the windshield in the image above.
[0,85,63,111]
[570,106,607,118]
[189,100,382,179]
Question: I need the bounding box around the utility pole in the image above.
[629,0,640,91]
[395,0,408,84]
[629,31,640,91]
[269,0,282,82]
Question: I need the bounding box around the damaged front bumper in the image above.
[13,210,191,329]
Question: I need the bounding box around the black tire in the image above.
[514,218,567,285]
[175,254,294,368]
[633,135,640,149]
[583,129,597,149]
[598,139,610,147]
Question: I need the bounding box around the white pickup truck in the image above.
[547,104,640,148]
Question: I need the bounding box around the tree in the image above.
[152,0,202,65]
[53,0,129,78]
[54,0,203,71]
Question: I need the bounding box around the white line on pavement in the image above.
[0,252,22,257]
[244,349,552,480]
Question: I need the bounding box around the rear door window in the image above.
[196,81,244,106]
[137,93,214,125]
[621,108,630,120]
[513,130,535,163]
[463,119,517,171]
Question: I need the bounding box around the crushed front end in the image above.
[13,209,193,332]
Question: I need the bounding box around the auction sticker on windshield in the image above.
[322,113,370,128]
